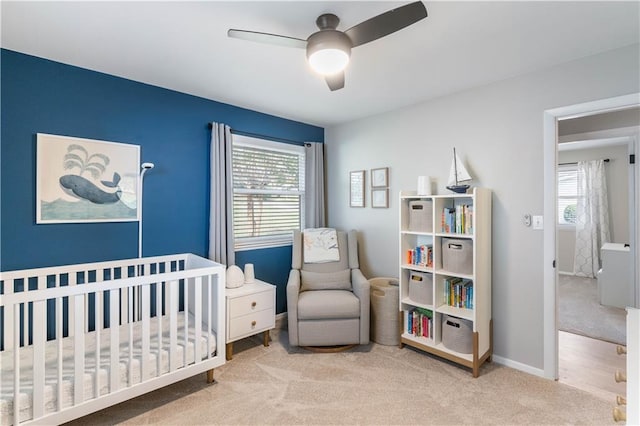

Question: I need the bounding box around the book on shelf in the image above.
[441,204,474,234]
[406,244,433,267]
[444,278,474,309]
[406,308,433,339]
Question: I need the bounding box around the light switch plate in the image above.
[533,215,543,230]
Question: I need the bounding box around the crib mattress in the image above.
[0,313,217,425]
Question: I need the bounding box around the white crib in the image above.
[0,253,226,425]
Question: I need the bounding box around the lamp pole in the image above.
[138,162,154,258]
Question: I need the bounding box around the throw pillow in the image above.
[300,269,351,291]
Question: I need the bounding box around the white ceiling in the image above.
[2,1,639,127]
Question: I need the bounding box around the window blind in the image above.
[557,164,578,225]
[232,136,305,250]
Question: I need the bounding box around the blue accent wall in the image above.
[1,49,323,314]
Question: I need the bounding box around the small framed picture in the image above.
[371,188,389,208]
[349,170,365,207]
[371,167,389,188]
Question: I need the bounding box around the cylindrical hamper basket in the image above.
[369,277,400,346]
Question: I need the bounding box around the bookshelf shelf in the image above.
[436,304,474,321]
[398,187,492,377]
[401,263,434,273]
[401,296,433,310]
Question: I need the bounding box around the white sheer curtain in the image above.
[304,142,325,228]
[209,122,235,266]
[574,159,610,278]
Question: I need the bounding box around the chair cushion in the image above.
[300,269,351,291]
[297,290,360,320]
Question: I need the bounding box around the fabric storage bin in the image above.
[441,238,473,274]
[442,314,473,354]
[409,200,432,232]
[408,271,433,305]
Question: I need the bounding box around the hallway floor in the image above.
[559,330,626,404]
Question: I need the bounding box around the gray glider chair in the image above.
[287,229,370,348]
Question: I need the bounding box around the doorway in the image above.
[542,93,640,381]
[554,115,637,399]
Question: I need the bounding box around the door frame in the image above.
[543,93,640,380]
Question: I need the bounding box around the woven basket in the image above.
[370,277,400,346]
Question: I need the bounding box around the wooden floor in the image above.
[559,330,626,403]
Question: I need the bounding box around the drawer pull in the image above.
[251,320,257,327]
[616,395,626,406]
[251,301,257,308]
[614,370,627,383]
[616,345,627,355]
[613,406,626,422]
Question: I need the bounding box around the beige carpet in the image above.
[66,328,616,425]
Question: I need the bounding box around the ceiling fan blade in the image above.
[227,29,307,49]
[325,72,345,91]
[344,1,428,48]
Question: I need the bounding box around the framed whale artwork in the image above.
[36,133,140,223]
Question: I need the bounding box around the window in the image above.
[232,134,305,250]
[557,164,579,226]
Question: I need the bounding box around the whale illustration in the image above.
[59,173,122,204]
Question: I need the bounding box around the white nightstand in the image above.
[225,279,276,360]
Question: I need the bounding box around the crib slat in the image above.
[74,294,85,405]
[156,282,163,377]
[95,290,102,399]
[56,296,64,412]
[3,302,14,362]
[33,299,46,419]
[169,280,178,372]
[13,304,21,425]
[68,272,77,338]
[4,278,15,350]
[121,285,128,326]
[128,285,134,386]
[84,274,90,334]
[141,284,150,381]
[207,275,212,359]
[184,278,189,366]
[109,289,120,393]
[194,276,202,363]
[22,290,28,346]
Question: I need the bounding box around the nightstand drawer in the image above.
[228,309,275,342]
[228,290,274,319]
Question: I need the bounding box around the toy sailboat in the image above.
[446,148,472,194]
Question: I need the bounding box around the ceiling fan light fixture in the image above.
[308,48,349,75]
[306,30,352,76]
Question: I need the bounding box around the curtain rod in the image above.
[207,123,308,146]
[558,158,610,166]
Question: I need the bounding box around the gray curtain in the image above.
[209,122,235,266]
[305,142,325,228]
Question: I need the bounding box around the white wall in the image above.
[324,44,640,371]
[557,144,630,273]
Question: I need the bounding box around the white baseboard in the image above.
[558,271,575,276]
[492,354,546,378]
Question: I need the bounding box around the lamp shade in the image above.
[306,30,351,76]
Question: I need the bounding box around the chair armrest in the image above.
[286,269,301,346]
[351,269,370,345]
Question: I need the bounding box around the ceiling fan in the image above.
[228,1,428,91]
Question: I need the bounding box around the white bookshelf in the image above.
[398,187,492,377]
